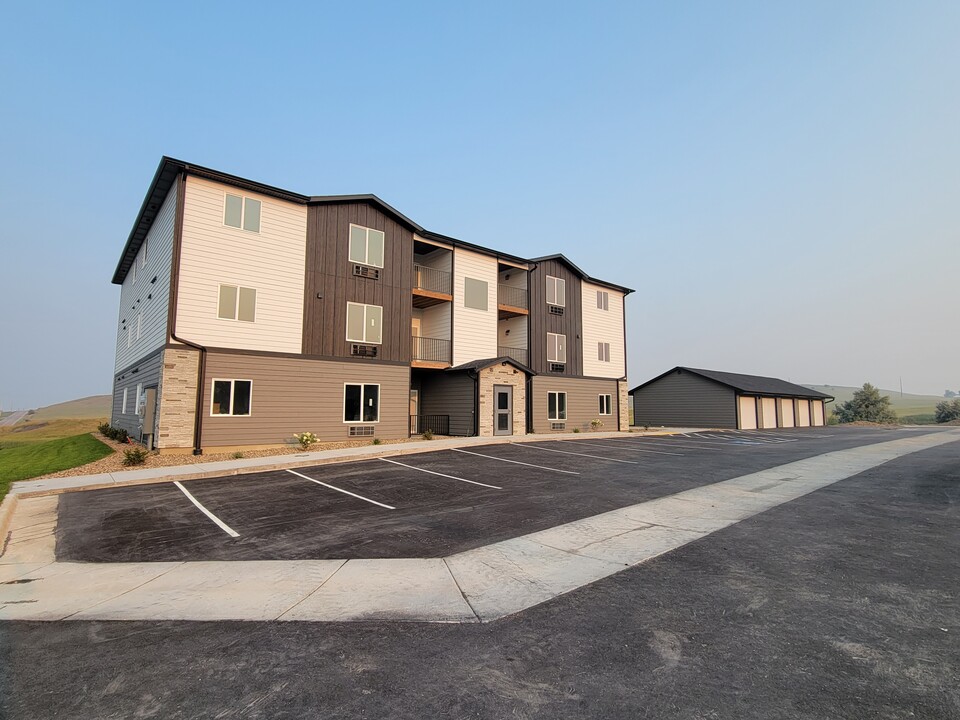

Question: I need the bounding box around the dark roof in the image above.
[630,367,834,400]
[113,157,631,290]
[530,254,634,295]
[448,357,535,375]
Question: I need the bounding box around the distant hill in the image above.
[802,385,942,419]
[29,395,111,421]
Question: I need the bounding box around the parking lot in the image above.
[56,426,936,562]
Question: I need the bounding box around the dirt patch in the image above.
[840,421,901,428]
[11,422,47,433]
[938,418,960,426]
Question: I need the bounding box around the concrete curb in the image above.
[9,429,696,499]
[0,493,18,553]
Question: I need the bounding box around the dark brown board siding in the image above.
[528,258,583,376]
[631,369,737,429]
[303,203,414,362]
[530,376,619,433]
[200,352,410,447]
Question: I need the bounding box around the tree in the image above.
[945,390,957,398]
[935,398,960,423]
[834,383,898,424]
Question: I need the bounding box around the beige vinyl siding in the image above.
[498,267,527,292]
[420,302,451,341]
[200,352,409,447]
[812,400,825,426]
[115,177,177,371]
[415,243,452,273]
[760,397,777,428]
[779,398,795,427]
[452,247,498,364]
[738,396,758,429]
[531,376,621,433]
[796,399,811,426]
[497,315,527,351]
[175,176,307,353]
[580,281,625,378]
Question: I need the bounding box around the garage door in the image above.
[796,400,810,427]
[738,396,758,430]
[779,398,795,427]
[812,400,825,426]
[760,397,777,429]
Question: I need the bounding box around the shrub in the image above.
[572,427,581,433]
[421,429,434,440]
[231,451,245,459]
[834,383,898,424]
[826,412,839,426]
[643,423,650,431]
[121,447,149,466]
[115,428,129,443]
[935,398,960,423]
[371,438,382,445]
[590,418,604,430]
[98,422,111,436]
[293,431,319,450]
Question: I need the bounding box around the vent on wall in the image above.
[353,264,381,280]
[549,305,564,316]
[549,363,565,373]
[551,423,566,431]
[348,426,375,437]
[351,344,379,358]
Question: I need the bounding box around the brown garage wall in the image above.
[530,376,620,433]
[200,351,409,448]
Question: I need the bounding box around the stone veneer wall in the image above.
[618,379,629,431]
[477,364,527,437]
[156,348,200,452]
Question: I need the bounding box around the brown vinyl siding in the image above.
[111,348,164,439]
[530,376,620,433]
[631,370,737,428]
[200,351,410,447]
[528,258,583,376]
[303,203,414,362]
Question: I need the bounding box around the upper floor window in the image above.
[464,277,489,311]
[127,324,133,348]
[224,193,262,233]
[131,261,137,285]
[598,342,610,362]
[596,290,609,310]
[547,332,566,363]
[346,302,383,344]
[349,224,385,268]
[211,379,252,416]
[546,275,565,306]
[141,238,148,268]
[218,285,257,322]
[136,312,143,340]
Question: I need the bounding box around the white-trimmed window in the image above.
[141,238,148,268]
[127,324,133,348]
[548,391,567,421]
[121,387,128,414]
[349,224,385,268]
[131,261,137,285]
[136,312,143,340]
[218,285,257,322]
[547,333,566,363]
[546,275,565,306]
[344,384,380,423]
[346,302,382,344]
[596,290,609,310]
[211,379,252,416]
[599,394,612,415]
[224,193,262,233]
[136,383,144,415]
[598,342,610,362]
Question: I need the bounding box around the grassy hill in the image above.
[29,394,111,421]
[803,384,943,422]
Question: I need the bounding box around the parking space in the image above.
[54,426,938,563]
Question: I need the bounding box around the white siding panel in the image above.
[497,315,527,350]
[453,247,498,364]
[421,302,451,341]
[580,281,626,378]
[175,176,307,353]
[114,177,177,371]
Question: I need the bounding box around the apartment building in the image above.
[111,158,633,453]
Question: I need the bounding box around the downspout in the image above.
[167,170,207,455]
[468,369,479,436]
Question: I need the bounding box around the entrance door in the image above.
[494,385,513,436]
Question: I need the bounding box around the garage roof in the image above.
[630,367,833,400]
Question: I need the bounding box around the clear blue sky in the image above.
[1,1,958,409]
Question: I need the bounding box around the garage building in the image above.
[630,367,833,429]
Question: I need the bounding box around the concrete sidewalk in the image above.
[2,429,956,623]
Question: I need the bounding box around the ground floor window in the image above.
[344,383,380,423]
[599,394,612,415]
[211,379,252,416]
[121,387,128,414]
[548,391,567,421]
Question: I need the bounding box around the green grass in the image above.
[804,384,943,420]
[0,433,113,499]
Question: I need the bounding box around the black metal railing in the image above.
[497,346,528,366]
[497,284,527,309]
[411,414,450,436]
[413,264,452,295]
[412,335,451,363]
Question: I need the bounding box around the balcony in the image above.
[497,284,528,319]
[497,346,528,367]
[413,265,452,308]
[412,335,452,368]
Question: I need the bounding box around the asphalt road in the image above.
[2,428,958,718]
[0,410,28,427]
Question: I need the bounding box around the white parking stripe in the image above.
[451,448,580,475]
[173,481,240,538]
[379,457,502,489]
[610,437,729,451]
[285,468,396,510]
[563,439,685,456]
[511,443,638,464]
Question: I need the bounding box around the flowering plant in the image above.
[294,431,319,450]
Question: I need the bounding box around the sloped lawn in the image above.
[0,434,112,499]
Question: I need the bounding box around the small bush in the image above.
[935,398,960,424]
[643,423,650,431]
[590,418,604,431]
[572,427,581,433]
[421,429,434,440]
[98,422,111,436]
[231,451,245,459]
[371,438,382,445]
[293,431,319,450]
[115,428,128,443]
[121,447,149,466]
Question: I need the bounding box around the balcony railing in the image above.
[412,335,452,363]
[497,284,527,310]
[411,414,450,436]
[413,265,452,295]
[498,346,528,366]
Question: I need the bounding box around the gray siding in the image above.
[631,369,737,428]
[418,371,476,436]
[111,348,164,440]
